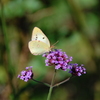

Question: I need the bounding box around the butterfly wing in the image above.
[31,27,50,47]
[28,41,50,55]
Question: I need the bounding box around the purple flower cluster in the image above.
[43,49,86,76]
[17,66,33,82]
[43,49,73,71]
[69,63,86,76]
[17,49,86,83]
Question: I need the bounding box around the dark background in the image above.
[0,0,100,100]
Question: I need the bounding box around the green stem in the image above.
[1,0,11,65]
[0,0,15,93]
[32,79,50,87]
[67,0,92,38]
[53,77,70,87]
[67,0,88,31]
[67,0,93,50]
[47,70,57,100]
[53,76,74,88]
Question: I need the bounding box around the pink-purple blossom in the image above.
[17,66,33,82]
[69,63,86,76]
[43,49,73,71]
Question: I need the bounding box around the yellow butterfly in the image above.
[28,27,51,55]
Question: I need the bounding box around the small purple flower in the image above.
[69,63,86,76]
[43,49,73,71]
[17,66,33,82]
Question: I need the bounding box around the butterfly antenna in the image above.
[51,41,59,49]
[52,41,59,46]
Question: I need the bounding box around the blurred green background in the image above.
[0,0,100,100]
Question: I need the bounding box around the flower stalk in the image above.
[53,77,72,88]
[32,79,50,87]
[47,69,57,100]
